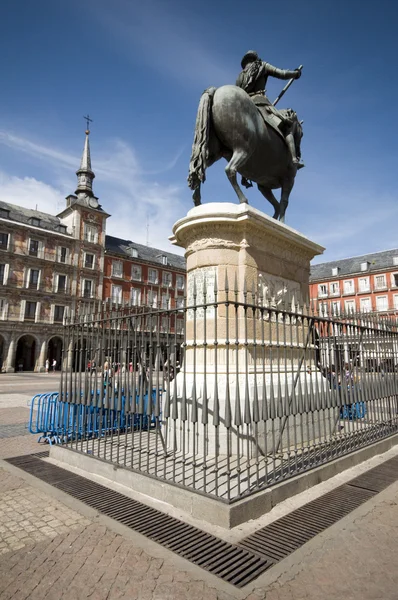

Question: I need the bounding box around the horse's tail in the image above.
[187,87,216,191]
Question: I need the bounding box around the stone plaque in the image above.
[258,272,302,310]
[187,267,216,319]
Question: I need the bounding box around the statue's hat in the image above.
[241,50,259,68]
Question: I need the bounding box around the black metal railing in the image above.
[58,279,398,502]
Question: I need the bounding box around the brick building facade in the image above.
[309,249,398,316]
[0,130,186,371]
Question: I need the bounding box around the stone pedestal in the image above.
[169,203,326,456]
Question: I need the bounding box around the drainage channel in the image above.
[5,454,271,588]
[5,453,398,588]
[238,455,398,561]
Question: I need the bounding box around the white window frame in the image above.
[394,294,398,310]
[21,300,37,321]
[82,279,94,299]
[148,268,158,284]
[319,302,328,316]
[390,273,398,288]
[329,282,340,296]
[55,273,67,293]
[343,279,354,295]
[52,304,66,324]
[162,271,172,288]
[147,290,158,308]
[131,264,142,281]
[28,238,43,258]
[176,275,185,291]
[58,246,69,264]
[344,300,356,314]
[84,252,95,269]
[374,274,387,290]
[0,298,8,320]
[161,255,168,266]
[0,263,9,285]
[318,284,327,298]
[360,297,372,313]
[26,268,41,290]
[376,295,388,312]
[176,319,184,334]
[84,224,98,243]
[0,232,10,251]
[358,276,370,292]
[112,260,123,278]
[130,288,141,306]
[111,284,123,305]
[331,301,340,316]
[161,294,170,310]
[161,316,169,332]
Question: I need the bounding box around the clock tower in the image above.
[75,128,98,208]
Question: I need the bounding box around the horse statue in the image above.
[187,84,302,222]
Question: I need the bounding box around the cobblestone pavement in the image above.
[1,378,398,599]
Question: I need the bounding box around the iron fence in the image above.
[58,281,398,502]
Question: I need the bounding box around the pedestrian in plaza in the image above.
[45,359,49,373]
[52,358,57,372]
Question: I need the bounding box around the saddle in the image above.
[250,94,294,142]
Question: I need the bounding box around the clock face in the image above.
[89,198,98,209]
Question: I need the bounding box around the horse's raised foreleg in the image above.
[225,150,249,204]
[257,185,280,219]
[280,176,295,223]
[192,185,201,206]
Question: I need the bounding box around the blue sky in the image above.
[1,0,397,262]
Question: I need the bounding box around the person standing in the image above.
[52,358,57,372]
[45,359,49,373]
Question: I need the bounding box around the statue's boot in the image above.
[286,133,305,169]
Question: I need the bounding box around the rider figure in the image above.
[236,51,304,169]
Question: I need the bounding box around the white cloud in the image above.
[0,131,187,254]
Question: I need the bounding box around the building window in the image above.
[83,279,94,298]
[161,294,170,310]
[112,260,123,278]
[329,282,340,296]
[29,269,40,289]
[391,273,398,288]
[29,239,40,257]
[131,265,142,281]
[56,274,67,293]
[331,301,340,315]
[360,262,369,271]
[360,297,371,313]
[376,296,388,311]
[0,233,9,250]
[30,217,40,227]
[0,264,5,285]
[162,271,172,287]
[331,267,340,276]
[394,295,398,310]
[84,253,94,269]
[161,316,169,332]
[54,305,65,323]
[111,284,123,304]
[130,288,141,306]
[25,301,37,320]
[343,280,354,295]
[358,277,370,292]
[319,302,328,316]
[176,297,184,310]
[148,269,158,284]
[130,248,138,258]
[147,290,158,307]
[0,209,9,219]
[176,275,185,291]
[0,298,7,320]
[375,274,386,290]
[84,224,98,243]
[176,319,184,334]
[345,300,355,314]
[161,255,168,265]
[58,246,68,263]
[58,225,67,234]
[318,284,327,297]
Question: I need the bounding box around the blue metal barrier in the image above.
[29,389,161,445]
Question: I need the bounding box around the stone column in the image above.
[169,203,327,455]
[5,334,16,373]
[37,339,48,373]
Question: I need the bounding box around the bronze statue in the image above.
[188,51,304,222]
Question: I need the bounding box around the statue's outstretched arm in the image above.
[264,62,299,80]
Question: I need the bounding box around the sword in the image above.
[272,65,303,106]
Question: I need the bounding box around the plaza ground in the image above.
[1,373,398,600]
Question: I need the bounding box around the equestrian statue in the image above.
[188,51,304,222]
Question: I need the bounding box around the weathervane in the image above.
[83,114,93,134]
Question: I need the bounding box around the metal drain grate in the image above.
[5,455,271,588]
[6,452,398,586]
[32,450,50,459]
[238,484,375,562]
